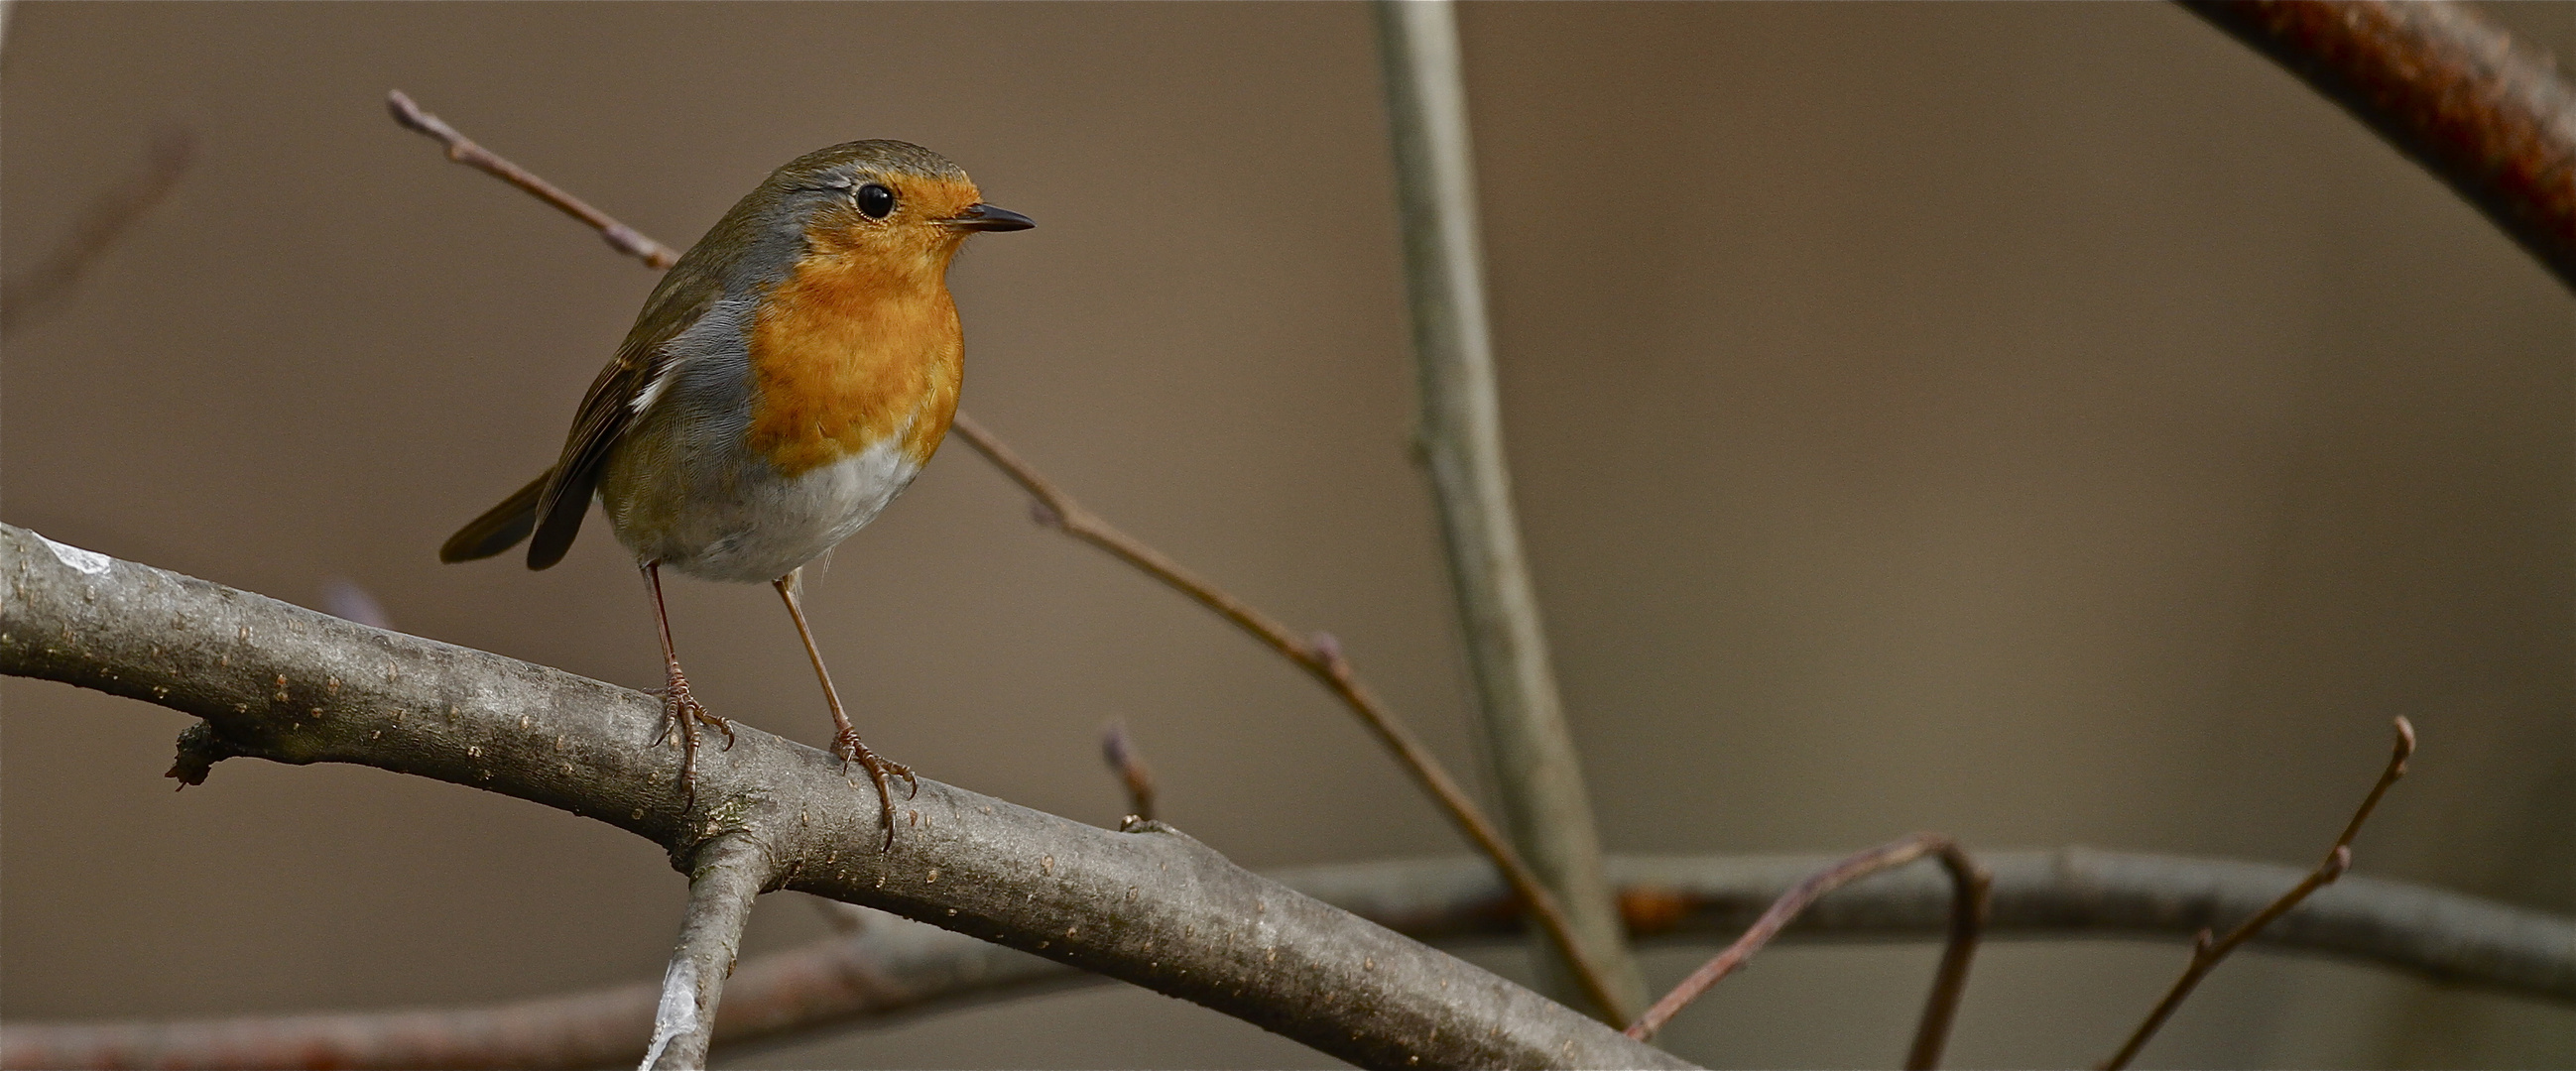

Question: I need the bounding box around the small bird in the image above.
[440,141,1031,843]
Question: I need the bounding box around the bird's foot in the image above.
[647,668,734,810]
[834,727,917,851]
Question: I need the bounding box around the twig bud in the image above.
[385,90,430,134]
[1099,719,1156,823]
[1100,719,1135,770]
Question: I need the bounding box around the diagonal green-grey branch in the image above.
[1374,0,1649,1023]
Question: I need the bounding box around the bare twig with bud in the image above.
[2099,717,2417,1070]
[1099,719,1158,823]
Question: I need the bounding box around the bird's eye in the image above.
[855,182,896,220]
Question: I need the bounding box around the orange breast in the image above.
[746,250,962,477]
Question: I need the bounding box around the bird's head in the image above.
[767,140,1033,281]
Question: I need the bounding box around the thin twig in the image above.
[1625,833,1989,1071]
[949,416,1632,1024]
[385,90,677,269]
[375,92,1636,1025]
[642,836,771,1071]
[1099,719,1158,823]
[2099,717,2417,1070]
[2176,0,2576,291]
[1372,0,1646,1021]
[1,126,194,337]
[1905,842,1990,1071]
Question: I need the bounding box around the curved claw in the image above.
[648,698,675,748]
[649,672,729,813]
[831,727,914,852]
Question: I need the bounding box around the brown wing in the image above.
[525,274,721,570]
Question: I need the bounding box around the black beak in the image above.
[947,203,1035,232]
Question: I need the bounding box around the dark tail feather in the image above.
[439,472,550,563]
[526,463,601,571]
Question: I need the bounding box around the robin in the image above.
[438,141,1032,844]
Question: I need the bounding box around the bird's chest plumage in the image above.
[600,254,962,582]
[748,253,961,477]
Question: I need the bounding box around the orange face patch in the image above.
[746,176,981,477]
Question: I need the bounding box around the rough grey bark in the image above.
[0,524,1689,1071]
[1373,0,1648,1022]
[643,836,772,1070]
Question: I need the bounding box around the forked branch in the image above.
[1625,833,1989,1071]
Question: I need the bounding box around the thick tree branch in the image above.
[0,525,1689,1071]
[8,848,2569,1071]
[1373,0,1647,1023]
[2177,0,2576,291]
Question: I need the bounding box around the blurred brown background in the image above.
[4,3,2570,1067]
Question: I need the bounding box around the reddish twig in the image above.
[1624,833,1988,1071]
[1,126,194,336]
[1098,719,1159,823]
[385,90,677,269]
[949,415,1632,1023]
[1905,842,1988,1071]
[2178,0,2576,291]
[2098,716,2417,1070]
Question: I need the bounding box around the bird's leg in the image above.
[776,569,915,850]
[642,560,732,810]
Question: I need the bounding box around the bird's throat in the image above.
[746,251,962,478]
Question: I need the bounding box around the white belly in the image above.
[605,435,922,583]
